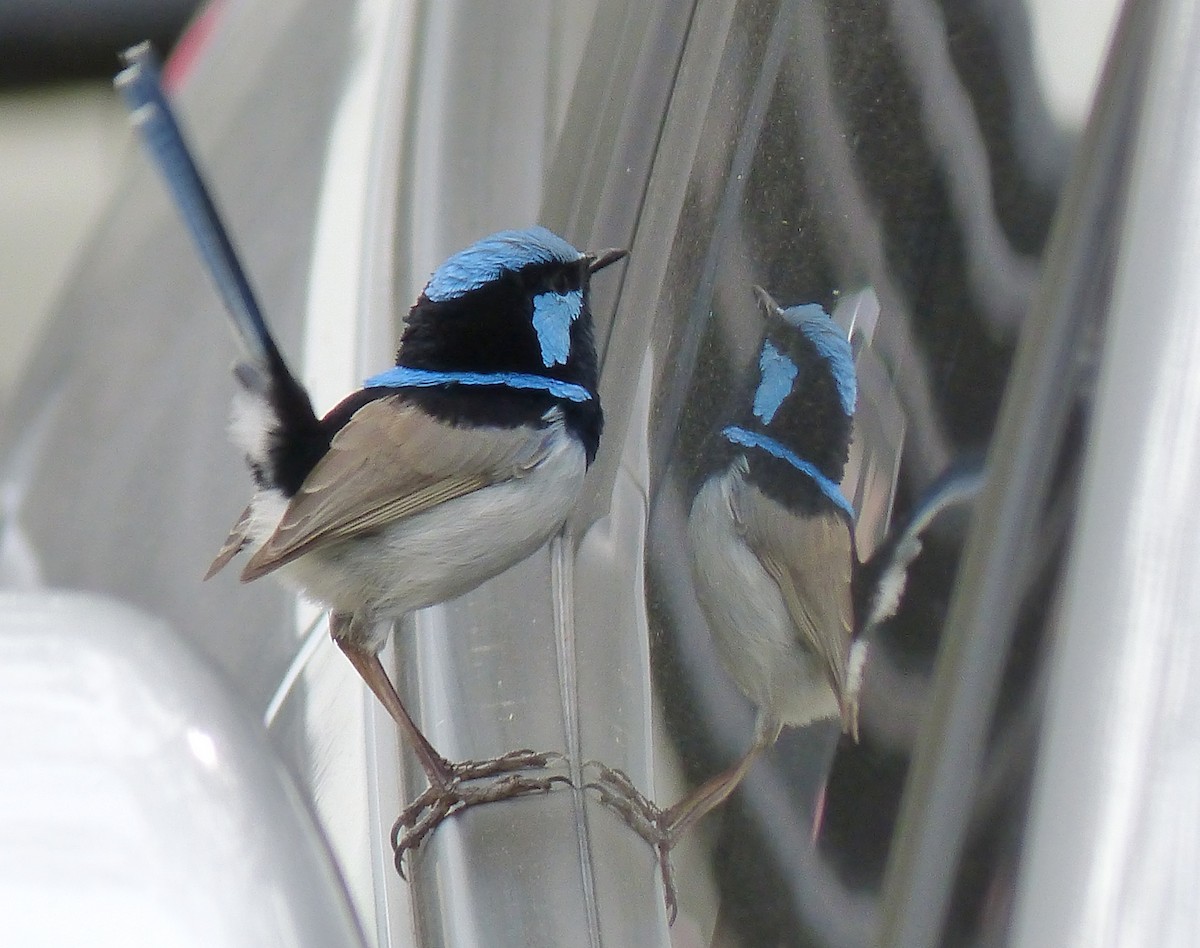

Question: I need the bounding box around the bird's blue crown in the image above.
[421,226,590,372]
[774,302,856,417]
[423,227,583,303]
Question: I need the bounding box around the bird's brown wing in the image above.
[204,504,253,580]
[240,396,556,581]
[731,481,857,732]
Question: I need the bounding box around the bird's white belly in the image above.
[248,430,586,638]
[687,471,839,730]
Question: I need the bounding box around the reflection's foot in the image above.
[390,749,570,874]
[585,762,681,924]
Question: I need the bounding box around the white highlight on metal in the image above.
[832,285,881,347]
[1027,0,1121,129]
[262,610,328,729]
[301,1,410,413]
[291,0,417,943]
[185,727,219,770]
[1013,4,1200,943]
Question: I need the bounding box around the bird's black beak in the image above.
[586,248,629,274]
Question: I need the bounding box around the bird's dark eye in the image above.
[550,270,571,295]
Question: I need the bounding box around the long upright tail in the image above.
[115,43,281,367]
[115,43,322,492]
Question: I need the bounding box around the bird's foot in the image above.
[390,749,570,875]
[584,762,681,924]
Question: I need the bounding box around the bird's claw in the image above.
[390,750,571,876]
[584,762,680,924]
[584,763,669,840]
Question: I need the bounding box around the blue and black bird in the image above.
[590,286,863,919]
[116,46,626,866]
[689,286,864,750]
[590,286,984,921]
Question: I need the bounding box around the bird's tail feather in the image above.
[857,460,986,637]
[841,638,868,741]
[115,42,320,461]
[114,45,302,386]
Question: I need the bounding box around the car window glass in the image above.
[612,0,1068,940]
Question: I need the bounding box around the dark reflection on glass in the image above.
[591,288,864,921]
[635,0,1068,941]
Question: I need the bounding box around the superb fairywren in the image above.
[116,45,626,867]
[591,287,983,921]
[691,286,864,743]
[589,286,863,920]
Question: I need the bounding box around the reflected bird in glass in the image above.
[115,44,627,873]
[590,286,865,921]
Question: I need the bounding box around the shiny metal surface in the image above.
[390,1,674,943]
[278,1,416,940]
[0,0,404,941]
[0,0,353,723]
[0,592,364,948]
[1012,0,1200,942]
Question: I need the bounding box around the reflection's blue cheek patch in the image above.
[753,341,798,424]
[532,289,583,366]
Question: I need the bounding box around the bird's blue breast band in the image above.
[424,227,583,302]
[724,425,855,520]
[753,340,799,425]
[363,366,593,403]
[532,289,584,366]
[780,303,857,416]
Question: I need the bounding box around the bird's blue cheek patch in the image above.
[753,341,799,424]
[532,289,583,367]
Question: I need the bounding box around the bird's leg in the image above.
[331,616,569,874]
[661,741,766,839]
[333,631,453,787]
[586,736,770,923]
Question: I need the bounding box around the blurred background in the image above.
[0,0,196,400]
[0,0,1116,411]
